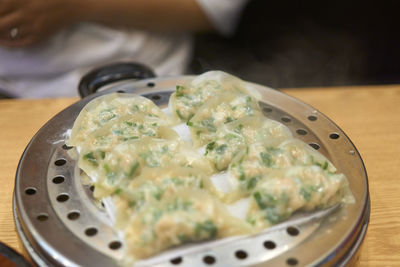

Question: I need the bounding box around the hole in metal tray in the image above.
[67,211,80,220]
[109,241,122,250]
[308,115,317,121]
[52,176,65,184]
[56,194,69,202]
[36,214,48,222]
[330,133,340,139]
[203,255,216,265]
[170,257,183,265]
[309,143,320,150]
[25,188,36,195]
[287,257,299,266]
[281,116,292,123]
[54,159,67,166]
[85,227,98,237]
[263,240,276,249]
[296,129,308,135]
[235,250,248,260]
[286,227,300,236]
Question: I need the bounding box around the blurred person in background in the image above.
[0,0,248,98]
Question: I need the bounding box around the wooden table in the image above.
[0,85,399,266]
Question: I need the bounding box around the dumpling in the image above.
[92,138,213,198]
[122,188,253,260]
[205,116,292,171]
[111,164,212,228]
[68,93,172,149]
[246,166,348,229]
[187,91,262,147]
[226,138,339,201]
[169,71,261,122]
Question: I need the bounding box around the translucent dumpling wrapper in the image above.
[92,138,214,198]
[205,116,293,171]
[68,93,172,149]
[111,164,214,229]
[246,166,350,229]
[226,138,340,201]
[169,71,261,122]
[226,115,293,144]
[122,188,253,260]
[186,91,262,147]
[77,125,178,181]
[75,114,179,179]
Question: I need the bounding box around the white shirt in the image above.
[0,0,248,98]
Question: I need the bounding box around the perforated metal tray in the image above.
[13,76,370,267]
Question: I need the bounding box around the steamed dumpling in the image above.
[68,93,172,148]
[246,166,348,229]
[187,91,262,147]
[205,116,292,171]
[122,189,253,259]
[169,71,261,122]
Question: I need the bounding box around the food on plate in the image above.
[169,71,260,122]
[246,166,348,229]
[122,188,252,259]
[205,115,293,171]
[186,91,262,147]
[67,71,353,264]
[225,139,339,200]
[92,138,213,198]
[68,93,171,149]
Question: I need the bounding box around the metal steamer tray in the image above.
[13,76,370,267]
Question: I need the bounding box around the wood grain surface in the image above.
[0,85,399,266]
